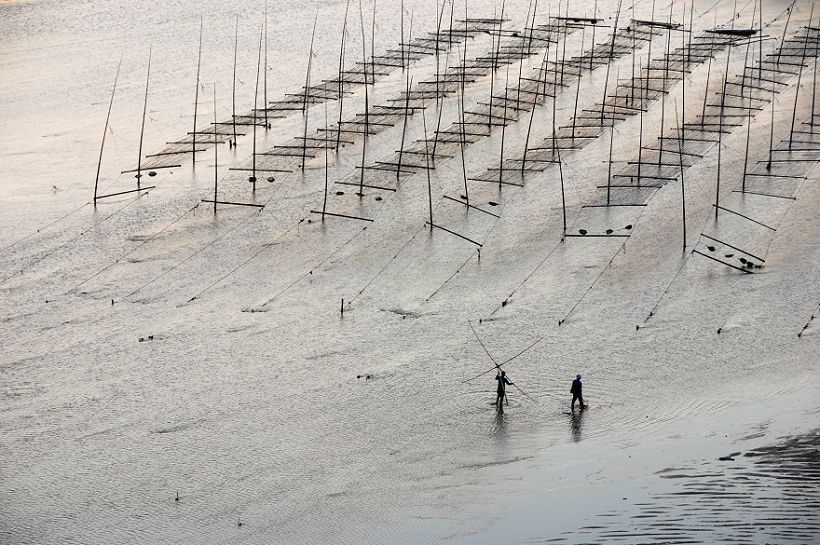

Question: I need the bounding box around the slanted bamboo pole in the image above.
[674,100,686,249]
[213,84,218,213]
[789,4,813,150]
[136,47,152,189]
[264,4,269,128]
[400,0,405,69]
[498,64,510,191]
[461,0,468,200]
[522,46,550,178]
[657,1,673,167]
[251,22,263,191]
[323,103,329,219]
[600,0,623,122]
[358,0,369,195]
[552,75,566,237]
[193,16,203,164]
[337,0,351,150]
[232,15,238,148]
[637,59,645,186]
[571,25,585,143]
[422,100,434,230]
[302,11,319,170]
[94,56,122,205]
[606,69,620,206]
[741,2,757,192]
[397,73,413,181]
[590,0,598,70]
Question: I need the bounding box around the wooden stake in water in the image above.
[742,79,752,192]
[776,5,792,68]
[589,0,598,70]
[715,1,737,222]
[302,11,319,170]
[398,20,415,178]
[740,4,757,193]
[358,0,369,196]
[657,1,673,167]
[571,25,585,144]
[460,3,469,202]
[336,0,351,150]
[528,0,540,56]
[323,103,329,219]
[555,12,567,100]
[494,1,506,108]
[523,0,535,46]
[559,1,568,87]
[715,69,730,218]
[488,6,498,131]
[789,4,813,150]
[552,79,566,237]
[136,47,152,190]
[232,15,238,148]
[434,0,447,105]
[678,0,688,159]
[371,0,377,90]
[522,47,550,178]
[645,0,657,109]
[637,59,645,187]
[459,77,470,205]
[432,47,451,160]
[264,3,269,129]
[93,55,122,205]
[629,0,636,108]
[674,99,686,249]
[682,0,688,135]
[606,69,620,206]
[498,64,510,191]
[422,101,434,230]
[251,22,264,192]
[701,12,717,129]
[400,0,405,69]
[397,72,413,181]
[446,0,455,72]
[813,34,819,135]
[213,84,218,214]
[758,0,763,84]
[600,0,623,122]
[516,0,535,108]
[687,0,693,68]
[192,16,203,165]
[767,76,775,170]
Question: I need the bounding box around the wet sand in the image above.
[1,0,819,543]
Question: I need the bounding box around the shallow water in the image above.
[2,0,819,543]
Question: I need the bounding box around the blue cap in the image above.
[576,374,581,379]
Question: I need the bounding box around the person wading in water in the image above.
[496,370,513,407]
[570,374,587,411]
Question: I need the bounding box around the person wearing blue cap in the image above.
[570,374,587,411]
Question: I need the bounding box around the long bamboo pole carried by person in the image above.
[467,321,537,403]
[461,334,545,383]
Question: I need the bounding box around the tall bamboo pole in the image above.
[93,56,122,205]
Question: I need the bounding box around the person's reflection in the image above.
[569,409,584,442]
[493,403,508,449]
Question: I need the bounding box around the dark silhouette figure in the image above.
[495,371,513,406]
[571,374,587,411]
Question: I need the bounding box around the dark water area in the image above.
[575,429,820,544]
